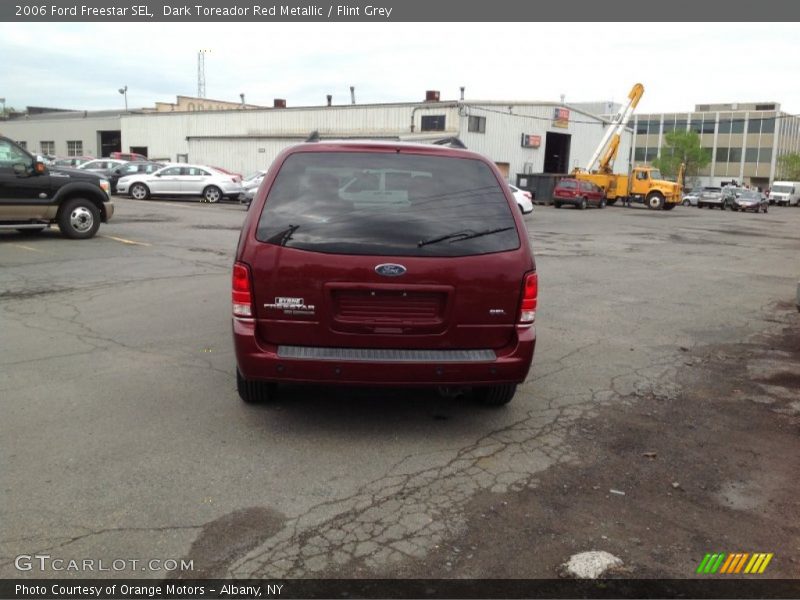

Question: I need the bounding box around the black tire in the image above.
[203,186,222,203]
[130,183,150,200]
[578,197,588,210]
[697,203,703,209]
[763,205,768,213]
[474,384,517,406]
[236,368,274,404]
[57,197,101,239]
[607,198,618,206]
[554,202,562,209]
[682,200,691,206]
[599,198,607,209]
[16,227,46,235]
[662,202,676,211]
[719,202,726,210]
[646,193,665,210]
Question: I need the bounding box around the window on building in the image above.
[634,147,646,161]
[728,147,742,162]
[745,147,759,162]
[689,119,703,134]
[730,119,744,134]
[759,148,772,163]
[748,119,762,134]
[760,118,775,134]
[420,115,446,132]
[702,120,715,134]
[644,147,658,161]
[67,141,83,157]
[716,147,729,162]
[636,120,648,134]
[755,104,776,111]
[467,115,486,133]
[40,141,55,155]
[662,118,676,133]
[701,147,713,162]
[718,120,732,135]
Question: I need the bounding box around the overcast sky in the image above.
[2,23,799,115]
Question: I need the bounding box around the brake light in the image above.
[519,272,538,325]
[232,262,253,317]
[523,191,532,200]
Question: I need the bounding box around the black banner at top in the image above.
[3,0,800,21]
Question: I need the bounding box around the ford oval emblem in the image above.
[375,263,407,277]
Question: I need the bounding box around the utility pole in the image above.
[197,49,210,98]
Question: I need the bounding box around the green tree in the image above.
[777,153,800,180]
[651,131,711,182]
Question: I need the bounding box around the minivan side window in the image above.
[256,152,520,257]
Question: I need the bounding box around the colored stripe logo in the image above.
[696,552,773,574]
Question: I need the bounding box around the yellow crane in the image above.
[572,83,684,210]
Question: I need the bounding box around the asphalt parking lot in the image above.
[1,198,799,579]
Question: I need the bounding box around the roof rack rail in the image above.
[432,137,467,149]
[305,130,320,142]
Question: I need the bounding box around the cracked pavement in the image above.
[2,198,799,578]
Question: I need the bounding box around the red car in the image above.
[553,178,607,209]
[110,151,147,161]
[232,140,538,406]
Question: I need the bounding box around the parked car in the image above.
[721,186,744,209]
[238,171,267,207]
[79,159,128,173]
[769,181,800,206]
[108,161,164,193]
[233,140,537,406]
[116,163,243,203]
[732,190,769,213]
[110,151,148,162]
[53,156,94,168]
[681,188,703,206]
[552,178,606,209]
[209,165,243,182]
[508,184,534,214]
[0,135,114,239]
[696,186,724,209]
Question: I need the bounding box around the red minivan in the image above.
[232,141,537,406]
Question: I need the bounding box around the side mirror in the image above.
[13,163,28,175]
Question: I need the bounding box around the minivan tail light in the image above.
[519,272,538,325]
[232,262,254,318]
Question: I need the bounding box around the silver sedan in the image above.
[116,163,243,203]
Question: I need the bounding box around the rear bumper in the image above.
[233,318,536,386]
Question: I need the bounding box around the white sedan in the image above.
[116,163,243,203]
[509,184,534,214]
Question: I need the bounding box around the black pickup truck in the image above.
[0,136,114,239]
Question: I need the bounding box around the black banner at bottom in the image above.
[4,579,800,599]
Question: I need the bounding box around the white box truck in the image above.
[769,181,800,206]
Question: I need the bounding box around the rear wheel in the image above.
[682,199,691,206]
[130,183,149,200]
[578,197,588,210]
[203,186,222,203]
[236,368,275,404]
[57,197,101,239]
[474,384,517,406]
[599,198,607,209]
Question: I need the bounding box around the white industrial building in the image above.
[1,94,633,185]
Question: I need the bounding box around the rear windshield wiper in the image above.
[266,224,300,246]
[417,226,514,247]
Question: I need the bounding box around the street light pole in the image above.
[118,86,128,111]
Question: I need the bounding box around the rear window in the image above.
[256,151,520,257]
[558,180,578,190]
